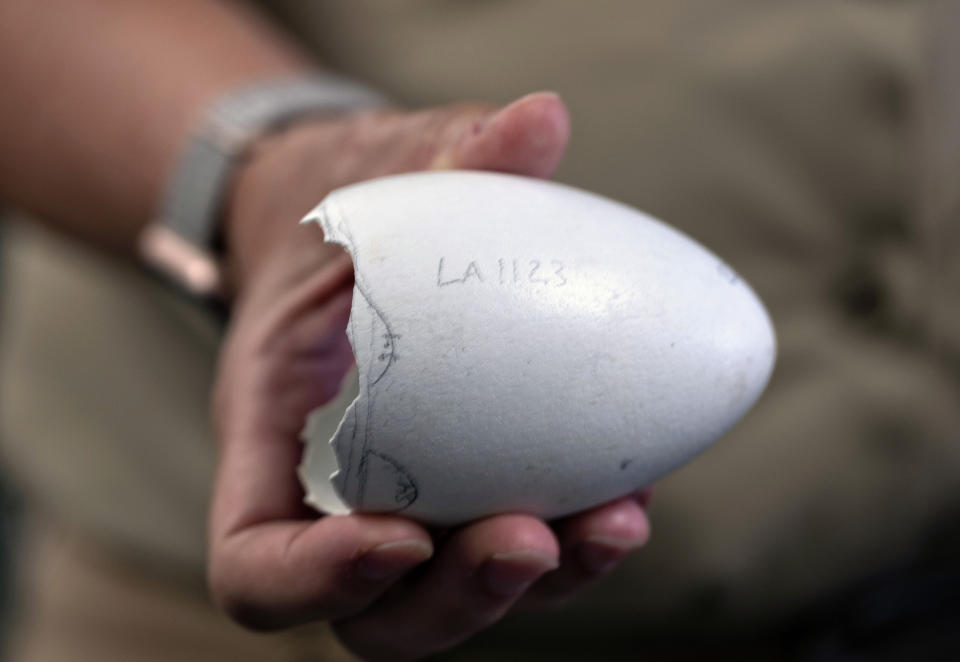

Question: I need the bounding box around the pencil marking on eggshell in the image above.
[358,450,418,511]
[329,221,402,508]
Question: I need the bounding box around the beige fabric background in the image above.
[1,1,957,659]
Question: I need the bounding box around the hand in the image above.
[209,92,652,661]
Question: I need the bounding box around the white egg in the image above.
[298,171,776,525]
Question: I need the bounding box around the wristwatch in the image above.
[139,74,385,300]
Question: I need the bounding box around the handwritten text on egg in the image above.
[437,257,567,288]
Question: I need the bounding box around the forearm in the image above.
[0,0,309,253]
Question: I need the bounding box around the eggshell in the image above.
[298,171,775,525]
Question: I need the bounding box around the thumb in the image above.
[430,92,570,179]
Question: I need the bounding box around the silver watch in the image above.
[140,74,385,299]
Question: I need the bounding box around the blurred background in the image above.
[1,1,958,660]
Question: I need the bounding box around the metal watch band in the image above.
[142,74,385,297]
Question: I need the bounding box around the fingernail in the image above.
[483,551,558,598]
[578,537,637,575]
[356,540,433,581]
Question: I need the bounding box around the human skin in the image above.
[0,1,650,659]
[217,95,652,659]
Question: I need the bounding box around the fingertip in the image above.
[326,512,436,571]
[516,500,651,607]
[504,90,571,151]
[471,513,561,561]
[557,498,649,580]
[559,497,650,549]
[483,549,559,598]
[451,91,571,178]
[311,515,434,591]
[574,501,650,577]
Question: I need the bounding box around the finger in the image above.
[212,262,432,628]
[431,91,570,178]
[335,514,560,661]
[208,513,433,630]
[521,496,650,608]
[212,267,357,538]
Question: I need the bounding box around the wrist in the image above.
[141,75,387,303]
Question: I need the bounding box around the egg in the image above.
[298,171,776,525]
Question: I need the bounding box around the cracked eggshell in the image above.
[298,171,776,526]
